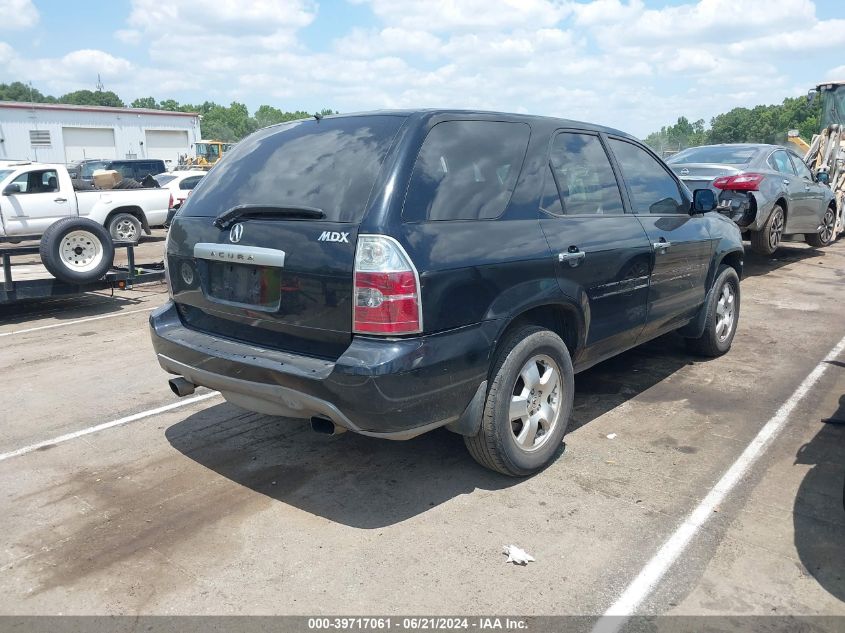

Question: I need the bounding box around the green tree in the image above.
[60,89,125,107]
[0,81,56,103]
[131,96,158,109]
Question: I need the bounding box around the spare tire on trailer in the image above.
[39,217,115,284]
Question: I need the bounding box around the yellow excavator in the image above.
[788,81,845,239]
[177,140,234,170]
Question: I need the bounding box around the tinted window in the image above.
[179,176,203,190]
[540,165,563,216]
[403,120,530,221]
[81,161,107,179]
[609,139,686,215]
[769,151,796,175]
[668,146,758,165]
[547,132,623,215]
[788,153,813,180]
[155,174,177,186]
[184,116,404,223]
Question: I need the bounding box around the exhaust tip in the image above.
[311,416,346,436]
[169,377,196,397]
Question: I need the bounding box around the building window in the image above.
[29,130,51,147]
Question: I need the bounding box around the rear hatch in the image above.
[167,114,407,360]
[669,163,743,194]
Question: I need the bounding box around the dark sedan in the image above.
[667,144,837,255]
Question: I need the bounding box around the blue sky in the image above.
[1,0,843,136]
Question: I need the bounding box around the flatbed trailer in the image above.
[0,243,165,304]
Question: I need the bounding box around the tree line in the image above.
[0,80,822,149]
[0,81,335,143]
[644,95,821,154]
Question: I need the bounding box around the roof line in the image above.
[0,100,199,117]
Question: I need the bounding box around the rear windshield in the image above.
[80,161,108,179]
[667,146,758,165]
[183,115,405,223]
[155,174,177,186]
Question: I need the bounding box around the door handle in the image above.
[782,179,791,186]
[804,185,811,191]
[653,239,671,254]
[54,197,67,203]
[558,249,586,267]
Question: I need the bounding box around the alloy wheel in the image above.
[509,354,562,452]
[769,209,784,250]
[715,282,736,342]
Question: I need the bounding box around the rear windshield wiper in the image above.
[213,204,325,229]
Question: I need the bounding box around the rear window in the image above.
[80,161,107,179]
[155,174,177,186]
[183,116,405,223]
[668,146,758,165]
[403,120,530,222]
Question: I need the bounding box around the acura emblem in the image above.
[229,223,244,243]
[680,168,690,176]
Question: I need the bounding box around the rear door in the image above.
[168,115,407,360]
[788,151,827,231]
[607,137,712,340]
[538,131,652,364]
[769,149,813,232]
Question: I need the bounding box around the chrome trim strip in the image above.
[193,243,286,267]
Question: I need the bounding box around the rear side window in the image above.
[403,120,530,222]
[184,116,404,223]
[545,132,623,215]
[769,150,797,175]
[180,175,203,190]
[609,138,687,215]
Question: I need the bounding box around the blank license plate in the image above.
[207,262,281,309]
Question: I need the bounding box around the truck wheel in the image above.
[749,204,785,255]
[40,217,115,285]
[464,326,574,477]
[685,265,740,358]
[805,206,836,248]
[108,212,142,244]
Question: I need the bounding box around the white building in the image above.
[0,101,201,167]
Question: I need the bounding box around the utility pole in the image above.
[96,73,104,92]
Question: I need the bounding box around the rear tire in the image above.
[108,212,142,244]
[805,205,836,248]
[464,326,574,476]
[685,265,740,358]
[750,203,785,256]
[40,217,115,284]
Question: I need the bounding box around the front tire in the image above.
[685,265,740,357]
[465,326,574,476]
[750,203,785,256]
[39,217,115,284]
[805,205,836,248]
[108,212,142,244]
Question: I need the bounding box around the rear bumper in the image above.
[717,191,758,229]
[149,301,496,439]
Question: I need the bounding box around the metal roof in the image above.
[0,100,199,118]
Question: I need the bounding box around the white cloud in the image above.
[1,0,839,137]
[0,0,38,30]
[825,66,845,82]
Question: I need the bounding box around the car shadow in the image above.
[0,292,149,324]
[793,388,845,602]
[165,332,697,529]
[742,242,824,278]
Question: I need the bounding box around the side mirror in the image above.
[692,188,716,213]
[816,171,830,185]
[2,183,21,195]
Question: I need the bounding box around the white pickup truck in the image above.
[0,162,171,244]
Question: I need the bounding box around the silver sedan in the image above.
[667,144,837,255]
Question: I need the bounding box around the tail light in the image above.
[353,235,422,335]
[712,173,764,191]
[168,192,174,209]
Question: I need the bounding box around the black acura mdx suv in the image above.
[150,110,743,476]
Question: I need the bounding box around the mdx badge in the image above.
[318,231,350,243]
[229,223,244,243]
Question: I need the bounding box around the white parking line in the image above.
[0,391,221,463]
[0,306,157,338]
[593,332,845,633]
